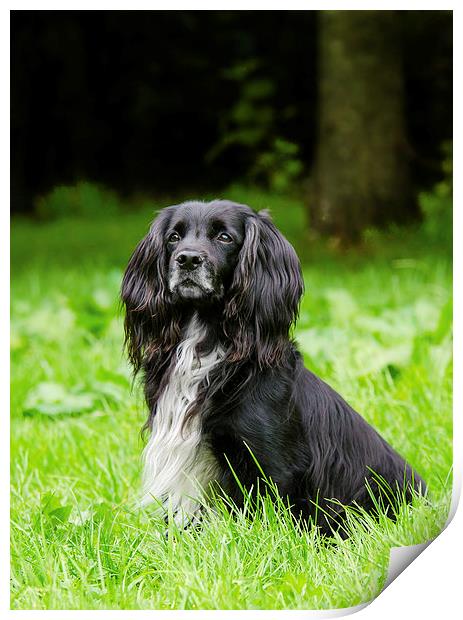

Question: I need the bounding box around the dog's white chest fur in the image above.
[140,315,223,523]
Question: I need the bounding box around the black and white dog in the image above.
[121,200,425,534]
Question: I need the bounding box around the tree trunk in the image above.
[311,10,413,242]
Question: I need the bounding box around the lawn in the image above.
[10,187,452,610]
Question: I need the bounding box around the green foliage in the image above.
[252,138,304,193]
[207,59,275,163]
[11,194,452,609]
[418,141,453,244]
[40,492,73,525]
[208,61,303,192]
[35,181,123,219]
[24,382,96,417]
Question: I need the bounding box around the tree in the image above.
[311,11,413,242]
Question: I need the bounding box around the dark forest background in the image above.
[11,10,452,242]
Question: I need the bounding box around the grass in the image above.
[10,186,452,609]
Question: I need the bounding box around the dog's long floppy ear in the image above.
[121,207,178,373]
[224,209,304,367]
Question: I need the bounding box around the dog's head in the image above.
[165,200,246,304]
[121,200,304,369]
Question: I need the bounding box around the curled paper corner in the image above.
[381,481,461,594]
[382,540,433,591]
[317,601,371,617]
[445,476,461,528]
[229,601,372,620]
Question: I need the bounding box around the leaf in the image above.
[68,509,93,526]
[40,492,72,523]
[92,502,115,524]
[48,505,72,523]
[41,491,63,514]
[297,327,348,361]
[14,303,76,341]
[24,382,96,417]
[353,342,412,377]
[68,503,114,526]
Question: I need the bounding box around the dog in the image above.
[121,199,426,535]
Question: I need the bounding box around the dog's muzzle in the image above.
[168,252,217,301]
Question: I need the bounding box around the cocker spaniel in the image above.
[121,200,426,535]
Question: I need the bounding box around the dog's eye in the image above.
[168,232,181,243]
[217,232,233,243]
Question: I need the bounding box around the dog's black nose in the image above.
[175,251,204,271]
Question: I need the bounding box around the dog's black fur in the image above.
[121,200,426,534]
